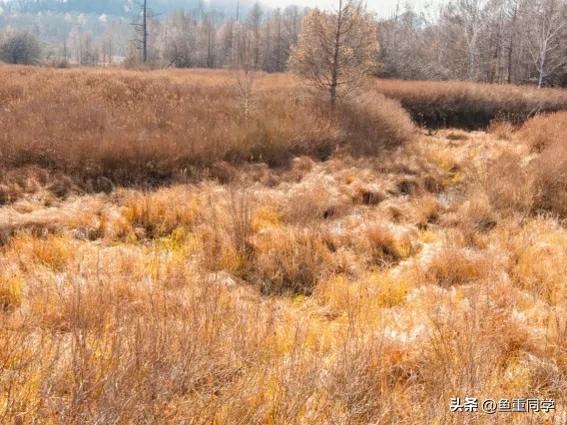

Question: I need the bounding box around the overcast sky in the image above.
[266,0,439,17]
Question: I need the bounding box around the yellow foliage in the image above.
[157,227,201,258]
[9,234,72,272]
[252,206,281,232]
[375,273,411,308]
[123,190,200,238]
[0,274,22,312]
[220,246,245,273]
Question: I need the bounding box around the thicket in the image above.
[0,67,414,188]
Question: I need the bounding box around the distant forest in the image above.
[0,0,566,87]
[0,0,221,15]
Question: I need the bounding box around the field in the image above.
[1,67,567,424]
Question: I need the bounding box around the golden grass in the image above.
[519,111,567,153]
[0,70,566,423]
[479,113,567,219]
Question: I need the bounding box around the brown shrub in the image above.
[531,142,567,217]
[425,236,492,287]
[485,112,567,218]
[488,120,516,141]
[0,67,414,190]
[338,92,416,154]
[249,227,333,295]
[480,135,567,220]
[482,151,533,215]
[519,111,567,153]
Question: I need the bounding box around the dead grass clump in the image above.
[122,188,200,239]
[519,111,567,153]
[233,95,342,166]
[352,184,386,206]
[424,235,492,287]
[9,234,73,272]
[531,142,567,218]
[364,225,414,266]
[482,151,534,215]
[250,228,333,295]
[0,273,22,312]
[325,340,396,421]
[375,79,567,129]
[488,120,516,141]
[478,135,567,219]
[421,294,534,408]
[412,195,442,229]
[510,219,567,304]
[226,188,255,262]
[339,92,416,154]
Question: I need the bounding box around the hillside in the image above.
[0,67,566,423]
[0,0,208,15]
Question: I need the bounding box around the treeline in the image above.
[150,5,305,72]
[0,0,566,86]
[380,0,567,87]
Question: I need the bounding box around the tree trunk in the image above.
[330,0,343,106]
[507,5,517,84]
[538,52,546,88]
[143,0,148,63]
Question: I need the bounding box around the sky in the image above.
[0,0,441,19]
[266,0,439,17]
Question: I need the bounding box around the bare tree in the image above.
[525,0,566,87]
[247,2,263,69]
[165,11,197,68]
[131,0,157,64]
[505,0,520,83]
[142,0,148,62]
[445,0,490,80]
[288,0,378,105]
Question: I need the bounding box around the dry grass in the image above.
[519,111,567,153]
[0,66,414,194]
[0,69,566,424]
[376,79,567,129]
[479,113,567,219]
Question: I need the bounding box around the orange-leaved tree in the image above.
[288,0,379,106]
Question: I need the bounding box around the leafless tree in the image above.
[525,0,566,87]
[131,0,158,64]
